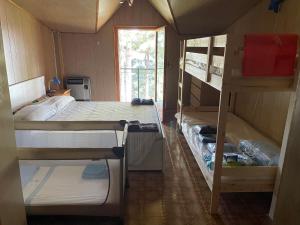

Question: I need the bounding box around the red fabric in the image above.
[243,34,298,77]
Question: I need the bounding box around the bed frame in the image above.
[177,34,300,214]
[15,120,128,220]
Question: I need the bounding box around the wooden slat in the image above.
[221,178,275,192]
[205,37,213,82]
[178,40,187,128]
[14,121,125,131]
[222,166,277,178]
[186,46,207,54]
[190,94,200,108]
[191,82,201,98]
[190,106,219,112]
[228,76,295,92]
[212,47,225,56]
[213,35,227,47]
[186,37,210,47]
[17,147,121,160]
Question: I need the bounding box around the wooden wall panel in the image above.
[188,77,219,109]
[0,0,56,86]
[60,0,180,113]
[226,0,300,144]
[0,22,27,225]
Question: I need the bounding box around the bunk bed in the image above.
[176,34,299,214]
[15,120,127,219]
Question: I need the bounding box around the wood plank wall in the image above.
[0,0,56,86]
[226,0,300,145]
[59,0,180,119]
[189,77,219,108]
[0,18,27,225]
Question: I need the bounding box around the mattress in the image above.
[49,101,164,169]
[20,160,113,206]
[15,99,164,170]
[50,101,160,125]
[177,111,278,146]
[177,111,280,169]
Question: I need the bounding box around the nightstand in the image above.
[47,89,71,97]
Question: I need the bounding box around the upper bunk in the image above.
[180,34,299,92]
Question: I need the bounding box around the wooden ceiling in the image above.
[12,0,120,33]
[150,0,262,35]
[12,0,261,34]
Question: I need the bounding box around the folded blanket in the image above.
[141,99,154,105]
[207,143,238,154]
[131,98,141,105]
[223,153,238,163]
[192,125,217,135]
[199,134,216,144]
[131,98,154,105]
[202,148,256,171]
[128,120,159,132]
[128,120,141,132]
[140,123,159,132]
[239,140,280,166]
[82,163,108,179]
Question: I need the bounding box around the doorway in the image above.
[115,27,165,120]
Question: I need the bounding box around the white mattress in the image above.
[50,101,160,124]
[16,101,164,169]
[177,111,278,146]
[20,160,111,206]
[178,111,280,172]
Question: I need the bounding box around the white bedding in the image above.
[15,98,164,169]
[20,160,116,206]
[176,111,278,146]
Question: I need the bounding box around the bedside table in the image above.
[47,89,71,97]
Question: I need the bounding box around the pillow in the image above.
[239,140,280,166]
[14,96,75,121]
[14,104,57,121]
[40,96,75,111]
[52,96,75,111]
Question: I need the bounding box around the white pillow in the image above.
[52,96,75,111]
[14,105,57,121]
[14,96,75,121]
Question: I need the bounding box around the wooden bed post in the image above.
[210,34,232,214]
[178,40,187,131]
[229,91,237,113]
[210,85,230,214]
[205,37,213,82]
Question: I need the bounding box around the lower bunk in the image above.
[176,110,279,193]
[15,121,127,220]
[20,159,122,216]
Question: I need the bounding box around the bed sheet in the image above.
[20,160,112,206]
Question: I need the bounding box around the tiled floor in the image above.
[28,123,272,225]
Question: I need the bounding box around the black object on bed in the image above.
[128,120,159,132]
[131,98,154,105]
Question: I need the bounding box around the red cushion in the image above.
[243,34,298,77]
